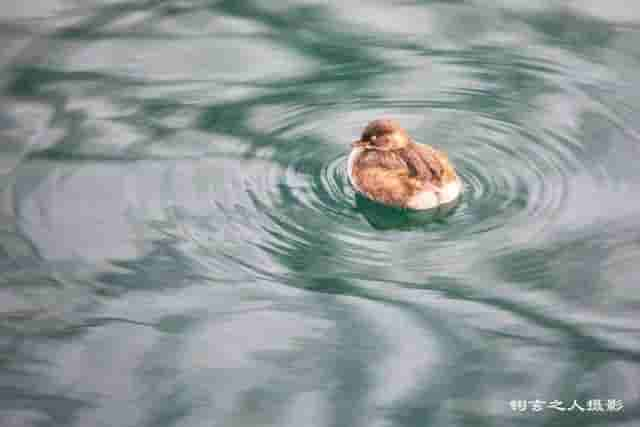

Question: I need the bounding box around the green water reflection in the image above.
[1,1,640,426]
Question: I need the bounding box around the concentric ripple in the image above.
[185,105,594,279]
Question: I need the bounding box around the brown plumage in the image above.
[348,119,461,209]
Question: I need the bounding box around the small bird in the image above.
[348,119,462,210]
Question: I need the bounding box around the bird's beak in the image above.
[352,140,368,148]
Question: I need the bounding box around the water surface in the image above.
[2,1,640,426]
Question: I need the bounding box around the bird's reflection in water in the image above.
[355,193,459,230]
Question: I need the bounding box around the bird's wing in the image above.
[411,144,458,186]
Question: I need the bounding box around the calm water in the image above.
[2,1,640,426]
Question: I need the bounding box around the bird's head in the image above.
[352,119,411,151]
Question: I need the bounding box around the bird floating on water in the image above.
[348,119,462,210]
